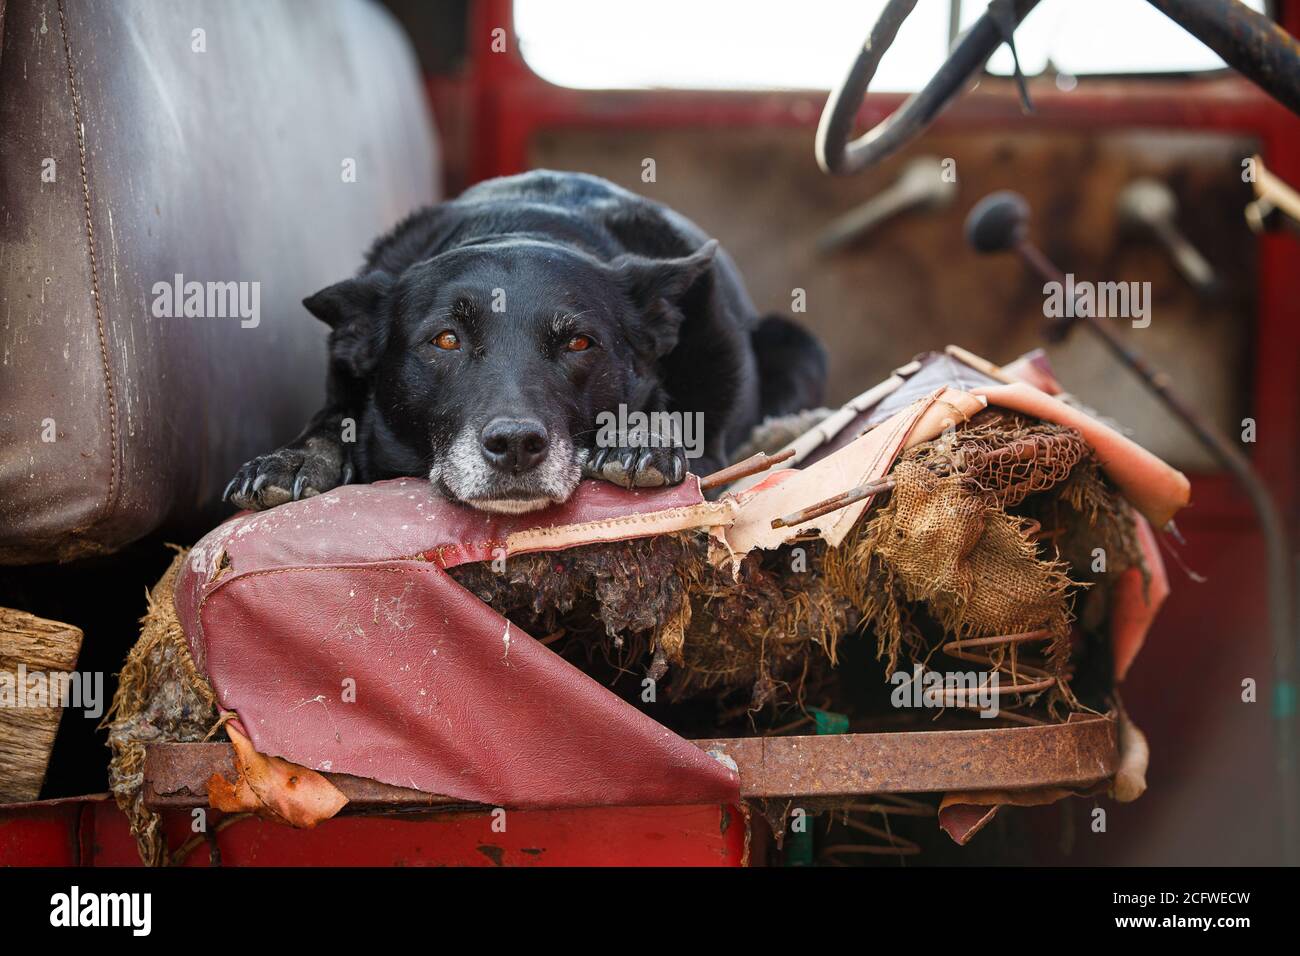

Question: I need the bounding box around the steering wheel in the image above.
[815,0,1042,175]
[816,0,1300,176]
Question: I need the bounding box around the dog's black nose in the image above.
[480,418,550,473]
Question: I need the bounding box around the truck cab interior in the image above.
[2,0,1298,871]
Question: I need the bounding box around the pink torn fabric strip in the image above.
[1108,512,1170,682]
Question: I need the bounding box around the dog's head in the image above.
[304,238,715,513]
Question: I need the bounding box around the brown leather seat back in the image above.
[0,0,439,563]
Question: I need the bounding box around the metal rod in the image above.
[771,476,896,529]
[698,448,796,492]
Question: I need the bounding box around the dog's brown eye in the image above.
[433,331,460,351]
[566,335,591,352]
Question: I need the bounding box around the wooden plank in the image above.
[0,608,83,803]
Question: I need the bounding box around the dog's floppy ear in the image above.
[303,271,394,329]
[303,271,394,377]
[611,240,717,358]
[612,239,718,308]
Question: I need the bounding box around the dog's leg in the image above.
[223,408,354,511]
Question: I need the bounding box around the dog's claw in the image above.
[620,457,641,487]
[587,440,687,491]
[341,461,355,486]
[223,440,345,512]
[615,450,639,487]
[600,456,631,488]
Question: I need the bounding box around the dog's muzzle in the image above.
[429,421,582,514]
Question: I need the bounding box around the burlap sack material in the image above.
[104,549,218,867]
[857,459,1075,683]
[846,414,1141,701]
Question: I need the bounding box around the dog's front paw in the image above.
[582,443,687,489]
[223,442,350,511]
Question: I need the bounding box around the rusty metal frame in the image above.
[142,715,1118,812]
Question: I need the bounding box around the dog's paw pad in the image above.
[597,450,635,489]
[223,446,343,512]
[631,450,668,487]
[584,444,686,490]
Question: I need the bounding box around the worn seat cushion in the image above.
[0,0,438,562]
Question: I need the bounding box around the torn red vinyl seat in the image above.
[179,479,741,810]
[171,385,975,813]
[160,352,1188,827]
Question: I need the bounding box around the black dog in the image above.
[225,170,825,514]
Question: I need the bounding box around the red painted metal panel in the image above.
[2,800,749,867]
[447,0,1294,176]
[0,801,93,866]
[82,802,748,867]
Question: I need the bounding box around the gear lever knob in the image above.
[964,190,1031,254]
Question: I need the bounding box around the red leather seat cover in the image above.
[175,478,739,809]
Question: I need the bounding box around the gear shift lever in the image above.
[1117,178,1219,295]
[817,156,957,255]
